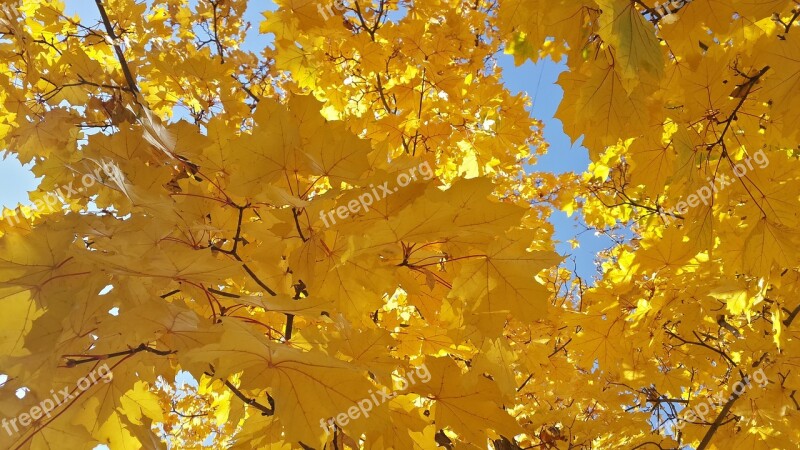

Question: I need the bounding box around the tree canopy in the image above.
[1,0,799,449]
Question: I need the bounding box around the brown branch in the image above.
[213,205,279,297]
[284,314,295,341]
[239,260,278,296]
[375,74,396,114]
[207,287,241,298]
[778,8,800,34]
[783,303,800,327]
[517,338,572,392]
[40,75,132,93]
[292,207,308,242]
[223,379,275,416]
[170,407,208,419]
[352,0,376,40]
[711,65,770,149]
[63,343,175,367]
[232,74,260,104]
[630,442,669,450]
[284,280,308,342]
[411,69,425,156]
[633,0,692,24]
[696,388,742,450]
[664,328,738,368]
[231,205,246,254]
[633,0,660,22]
[208,0,225,63]
[94,0,140,96]
[160,289,181,298]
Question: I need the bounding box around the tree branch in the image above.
[696,389,742,450]
[517,338,572,392]
[783,303,800,327]
[63,343,175,367]
[208,0,225,63]
[94,0,140,96]
[222,379,275,416]
[214,205,279,297]
[292,207,308,242]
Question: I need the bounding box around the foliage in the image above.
[0,0,799,449]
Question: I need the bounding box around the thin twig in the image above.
[63,343,175,367]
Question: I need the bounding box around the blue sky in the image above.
[0,0,609,281]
